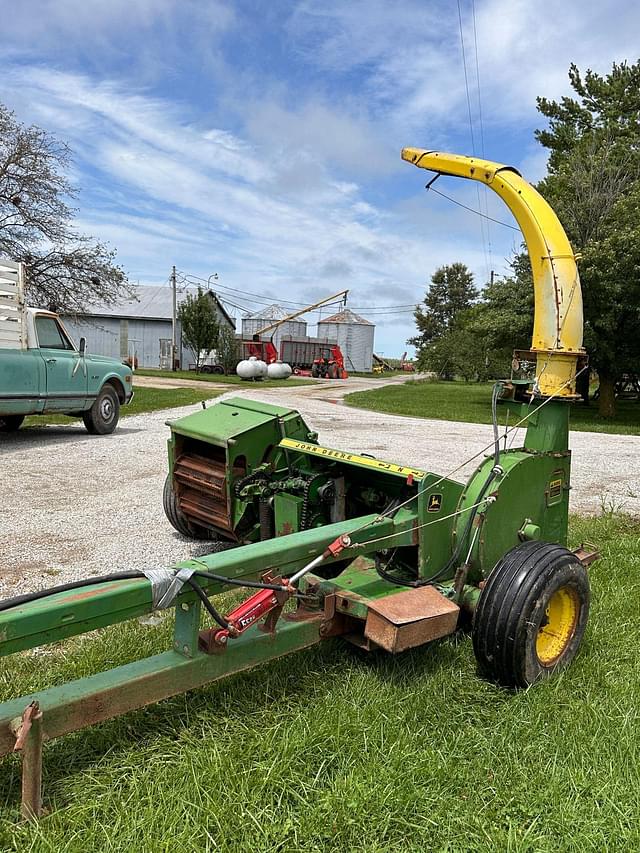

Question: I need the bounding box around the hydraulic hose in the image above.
[185,576,229,629]
[0,571,144,614]
[0,568,291,614]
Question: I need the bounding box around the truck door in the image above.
[0,349,46,415]
[35,314,88,412]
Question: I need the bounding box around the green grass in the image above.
[348,370,407,379]
[136,368,317,388]
[346,379,640,435]
[24,386,222,428]
[1,514,640,850]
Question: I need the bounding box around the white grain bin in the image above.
[317,309,374,373]
[242,304,307,352]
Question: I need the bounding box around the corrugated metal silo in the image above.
[317,309,374,372]
[242,304,307,350]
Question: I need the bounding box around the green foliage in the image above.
[178,288,219,371]
[2,515,640,849]
[416,258,534,381]
[409,262,478,375]
[215,324,241,374]
[536,60,640,415]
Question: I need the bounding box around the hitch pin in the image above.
[288,534,351,585]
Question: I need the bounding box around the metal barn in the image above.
[316,309,374,373]
[61,286,236,369]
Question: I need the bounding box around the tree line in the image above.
[410,59,640,418]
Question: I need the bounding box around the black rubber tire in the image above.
[472,541,590,688]
[83,385,120,435]
[0,415,25,432]
[163,475,215,540]
[311,363,320,378]
[328,363,339,379]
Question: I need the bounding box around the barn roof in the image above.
[67,285,236,329]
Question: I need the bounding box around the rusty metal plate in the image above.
[364,586,459,654]
[175,452,232,532]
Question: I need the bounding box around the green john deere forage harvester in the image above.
[0,150,596,820]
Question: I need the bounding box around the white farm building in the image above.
[317,309,374,373]
[61,286,236,369]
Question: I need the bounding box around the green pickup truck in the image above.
[0,259,133,434]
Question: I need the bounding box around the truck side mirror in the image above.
[79,337,86,355]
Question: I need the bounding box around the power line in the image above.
[457,0,490,283]
[177,269,421,313]
[426,184,520,231]
[178,271,314,307]
[471,0,493,274]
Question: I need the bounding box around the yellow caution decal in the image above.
[279,438,426,480]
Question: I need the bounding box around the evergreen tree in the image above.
[535,60,640,416]
[409,263,478,372]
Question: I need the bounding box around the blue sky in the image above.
[1,0,638,356]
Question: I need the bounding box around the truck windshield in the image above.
[35,315,74,350]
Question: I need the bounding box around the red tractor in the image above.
[311,345,348,379]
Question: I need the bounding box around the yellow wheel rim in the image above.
[536,585,580,666]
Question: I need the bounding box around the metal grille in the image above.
[174,452,232,534]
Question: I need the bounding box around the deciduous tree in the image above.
[0,103,129,311]
[216,325,240,374]
[178,289,219,371]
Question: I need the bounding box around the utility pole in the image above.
[171,265,177,371]
[490,270,495,286]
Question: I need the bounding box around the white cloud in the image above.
[288,0,640,135]
[0,0,235,69]
[2,0,634,353]
[0,66,453,345]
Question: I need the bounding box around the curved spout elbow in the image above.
[402,148,584,397]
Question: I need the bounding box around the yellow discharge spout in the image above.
[401,149,584,397]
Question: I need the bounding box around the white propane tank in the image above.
[267,361,292,380]
[255,359,268,378]
[236,357,264,380]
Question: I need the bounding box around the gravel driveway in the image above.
[1,375,638,596]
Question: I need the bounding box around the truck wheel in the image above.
[328,363,339,379]
[0,415,25,432]
[83,385,120,435]
[472,541,590,688]
[163,475,214,540]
